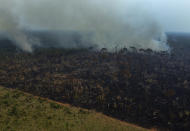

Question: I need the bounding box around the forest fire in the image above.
[0,33,190,130]
[0,0,190,131]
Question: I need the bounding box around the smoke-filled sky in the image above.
[0,0,189,52]
[144,0,190,32]
[16,0,190,32]
[111,0,190,32]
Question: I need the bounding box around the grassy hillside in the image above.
[0,86,149,131]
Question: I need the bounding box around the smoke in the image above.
[0,0,170,52]
[0,1,33,52]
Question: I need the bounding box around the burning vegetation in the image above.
[0,33,190,130]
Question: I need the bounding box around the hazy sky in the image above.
[2,0,187,51]
[0,0,190,33]
[142,0,190,32]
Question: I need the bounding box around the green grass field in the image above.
[0,86,149,131]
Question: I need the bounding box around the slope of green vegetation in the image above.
[0,86,148,131]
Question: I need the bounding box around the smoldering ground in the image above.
[0,0,170,52]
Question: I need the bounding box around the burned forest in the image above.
[0,33,190,130]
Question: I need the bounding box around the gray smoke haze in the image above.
[0,0,170,52]
[0,1,33,52]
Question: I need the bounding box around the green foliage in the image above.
[50,102,62,109]
[0,86,146,131]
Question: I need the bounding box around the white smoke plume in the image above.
[0,0,170,52]
[0,0,33,52]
